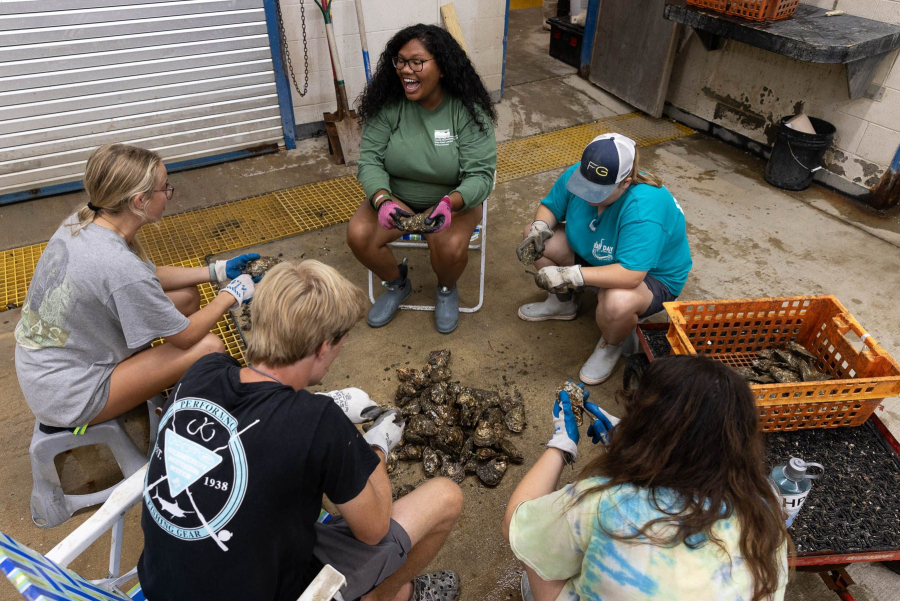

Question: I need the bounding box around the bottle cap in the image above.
[785,457,825,481]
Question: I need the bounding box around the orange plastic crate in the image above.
[686,0,729,12]
[664,295,900,431]
[727,0,799,21]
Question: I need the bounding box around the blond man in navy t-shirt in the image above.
[517,134,692,385]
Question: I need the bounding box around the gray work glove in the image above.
[363,409,405,457]
[516,220,554,263]
[322,388,383,424]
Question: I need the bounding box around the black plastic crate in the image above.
[548,16,583,68]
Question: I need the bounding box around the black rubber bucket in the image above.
[765,116,836,191]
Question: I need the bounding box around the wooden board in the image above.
[587,0,679,118]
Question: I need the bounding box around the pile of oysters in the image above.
[388,350,526,489]
[733,342,833,384]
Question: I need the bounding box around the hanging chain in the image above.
[275,0,309,97]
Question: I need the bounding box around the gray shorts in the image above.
[312,517,411,601]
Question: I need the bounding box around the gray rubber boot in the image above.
[621,327,640,356]
[520,572,535,601]
[435,285,459,334]
[579,337,623,385]
[367,262,412,328]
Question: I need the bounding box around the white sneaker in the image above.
[517,293,577,322]
[579,338,623,385]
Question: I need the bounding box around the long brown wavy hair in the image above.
[575,355,790,601]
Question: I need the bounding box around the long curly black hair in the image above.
[356,24,497,132]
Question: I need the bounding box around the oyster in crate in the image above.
[476,457,508,487]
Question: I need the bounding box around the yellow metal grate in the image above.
[151,258,248,364]
[2,243,46,310]
[497,113,694,184]
[1,112,691,310]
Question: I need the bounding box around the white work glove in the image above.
[220,274,254,309]
[363,409,405,457]
[516,220,554,263]
[546,387,582,462]
[322,388,383,424]
[532,265,584,293]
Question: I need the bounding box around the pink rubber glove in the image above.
[424,196,453,234]
[376,200,410,230]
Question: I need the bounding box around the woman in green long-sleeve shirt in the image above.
[348,24,497,334]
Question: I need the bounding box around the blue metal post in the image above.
[262,0,297,150]
[580,0,600,70]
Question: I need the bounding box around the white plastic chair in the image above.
[1,464,346,601]
[367,200,488,313]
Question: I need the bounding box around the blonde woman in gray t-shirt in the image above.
[15,144,258,429]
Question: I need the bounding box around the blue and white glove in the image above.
[364,409,405,457]
[547,389,580,461]
[221,274,254,309]
[584,401,620,446]
[213,253,261,283]
[322,388,383,424]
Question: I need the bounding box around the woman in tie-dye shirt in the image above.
[503,355,790,601]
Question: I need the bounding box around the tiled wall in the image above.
[278,0,507,128]
[666,0,900,191]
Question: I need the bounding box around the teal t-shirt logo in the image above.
[592,239,614,262]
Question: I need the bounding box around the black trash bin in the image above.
[765,116,836,191]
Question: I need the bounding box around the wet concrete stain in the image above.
[768,236,788,252]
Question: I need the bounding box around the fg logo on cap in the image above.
[586,161,609,177]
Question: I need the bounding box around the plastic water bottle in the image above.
[770,457,824,527]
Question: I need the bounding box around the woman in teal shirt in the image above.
[517,134,692,384]
[348,24,497,334]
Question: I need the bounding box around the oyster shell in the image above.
[429,349,452,368]
[395,382,418,402]
[397,211,432,234]
[519,243,539,267]
[426,404,458,427]
[432,426,464,455]
[422,447,440,476]
[799,361,831,382]
[440,460,466,484]
[396,445,424,460]
[243,256,282,279]
[770,366,801,383]
[476,457,508,487]
[397,368,430,390]
[786,341,818,362]
[430,383,449,405]
[500,438,524,464]
[459,437,475,464]
[401,401,422,417]
[480,407,505,425]
[463,459,479,474]
[407,415,438,439]
[386,450,399,474]
[504,404,526,433]
[499,396,518,413]
[474,447,498,460]
[472,419,499,447]
[457,392,483,428]
[560,381,586,426]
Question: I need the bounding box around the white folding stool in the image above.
[367,200,488,313]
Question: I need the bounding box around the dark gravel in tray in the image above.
[640,326,900,556]
[766,420,900,555]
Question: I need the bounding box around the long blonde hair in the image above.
[67,144,161,261]
[629,147,664,187]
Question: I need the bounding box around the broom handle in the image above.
[315,1,351,117]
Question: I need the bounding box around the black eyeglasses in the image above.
[154,183,175,200]
[392,57,434,72]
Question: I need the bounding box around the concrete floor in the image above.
[2,7,900,601]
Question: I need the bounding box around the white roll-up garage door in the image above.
[0,0,287,200]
